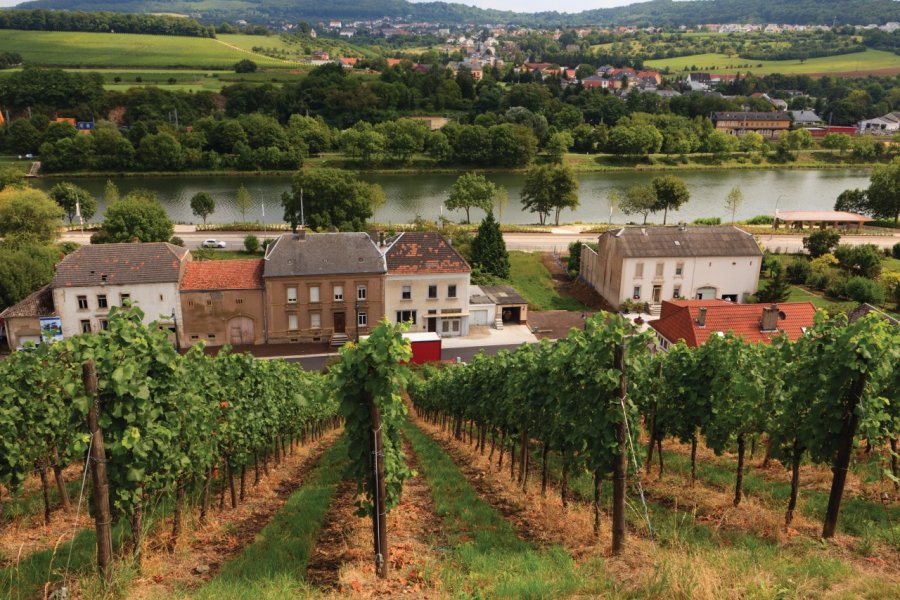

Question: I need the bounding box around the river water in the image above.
[35,169,873,226]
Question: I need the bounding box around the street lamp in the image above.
[355,299,360,343]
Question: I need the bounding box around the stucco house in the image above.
[51,242,190,339]
[0,285,55,349]
[711,111,791,137]
[579,226,763,310]
[179,259,266,348]
[263,231,386,345]
[383,232,471,337]
[858,111,900,134]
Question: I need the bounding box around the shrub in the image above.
[169,236,184,247]
[802,229,840,258]
[692,217,721,225]
[244,234,260,253]
[834,244,882,278]
[234,59,258,73]
[838,276,886,304]
[807,272,831,291]
[810,253,839,273]
[786,259,811,284]
[744,215,774,225]
[893,242,900,260]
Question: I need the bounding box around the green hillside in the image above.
[646,48,900,76]
[0,29,297,68]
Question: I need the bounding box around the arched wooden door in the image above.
[228,316,255,346]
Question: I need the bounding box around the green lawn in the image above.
[507,251,589,312]
[0,30,294,69]
[646,48,900,76]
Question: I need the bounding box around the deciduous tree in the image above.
[446,172,500,223]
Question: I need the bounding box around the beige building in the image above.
[580,226,763,310]
[383,232,471,336]
[0,285,55,349]
[711,111,791,137]
[179,259,266,348]
[51,242,190,339]
[263,231,386,345]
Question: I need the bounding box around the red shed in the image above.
[404,332,442,364]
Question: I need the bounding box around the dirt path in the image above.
[308,439,443,597]
[540,252,612,311]
[127,430,341,599]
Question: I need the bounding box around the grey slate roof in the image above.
[264,232,386,277]
[790,110,822,123]
[52,243,189,288]
[711,111,791,121]
[481,285,528,306]
[0,285,54,319]
[603,226,762,259]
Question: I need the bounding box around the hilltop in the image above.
[14,0,900,27]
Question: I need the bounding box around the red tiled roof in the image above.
[180,259,264,291]
[385,232,470,274]
[650,299,817,347]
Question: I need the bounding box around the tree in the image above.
[756,260,791,303]
[234,59,258,73]
[724,186,743,224]
[282,168,382,232]
[137,133,184,171]
[49,182,97,225]
[99,196,174,243]
[651,175,690,225]
[0,187,64,246]
[0,166,24,191]
[244,234,259,253]
[521,164,579,226]
[833,244,882,279]
[104,179,120,204]
[190,192,216,225]
[834,188,868,214]
[620,184,657,225]
[704,130,739,153]
[545,131,573,164]
[0,244,58,311]
[607,124,663,156]
[802,229,841,258]
[865,159,900,224]
[821,133,852,155]
[235,184,252,221]
[470,211,509,279]
[446,172,500,223]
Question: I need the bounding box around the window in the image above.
[673,286,681,298]
[633,286,641,299]
[287,287,298,304]
[120,293,130,305]
[357,285,367,300]
[99,319,109,331]
[635,263,644,278]
[309,286,320,303]
[333,285,343,301]
[428,285,438,299]
[310,312,321,329]
[396,310,416,325]
[441,318,461,334]
[77,295,88,310]
[655,263,664,277]
[448,284,457,298]
[80,320,91,333]
[357,312,368,327]
[97,295,108,309]
[288,314,299,330]
[401,286,412,300]
[675,263,684,276]
[236,298,243,305]
[190,335,199,341]
[208,333,216,340]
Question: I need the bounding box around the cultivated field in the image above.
[646,48,900,76]
[0,30,294,69]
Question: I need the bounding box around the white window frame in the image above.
[447,284,457,299]
[309,285,320,303]
[287,287,298,304]
[77,295,89,310]
[357,285,367,300]
[333,285,344,301]
[287,313,299,331]
[310,312,321,329]
[357,312,368,326]
[633,286,641,299]
[97,294,108,309]
[401,285,412,300]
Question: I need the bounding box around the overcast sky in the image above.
[412,0,637,12]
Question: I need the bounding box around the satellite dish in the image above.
[778,311,787,320]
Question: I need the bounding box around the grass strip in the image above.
[508,252,588,312]
[187,436,349,599]
[403,420,613,598]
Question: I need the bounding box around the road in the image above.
[59,228,900,253]
[286,343,525,370]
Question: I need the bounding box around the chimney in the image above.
[378,231,385,247]
[761,304,779,332]
[697,307,707,327]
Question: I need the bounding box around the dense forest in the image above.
[15,0,900,27]
[0,9,214,37]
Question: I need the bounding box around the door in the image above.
[652,285,662,303]
[696,286,717,300]
[333,312,346,334]
[228,317,255,345]
[472,309,489,325]
[427,316,437,332]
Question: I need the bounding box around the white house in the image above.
[579,226,762,309]
[51,242,190,339]
[858,111,900,134]
[383,232,471,337]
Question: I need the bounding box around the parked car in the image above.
[201,239,227,249]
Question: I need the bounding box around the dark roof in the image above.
[263,232,386,278]
[384,232,470,274]
[847,303,899,326]
[481,285,528,306]
[711,111,791,121]
[0,285,54,319]
[181,259,264,291]
[52,243,189,288]
[601,226,762,259]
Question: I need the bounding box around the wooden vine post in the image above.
[83,360,113,582]
[368,389,389,579]
[612,342,627,555]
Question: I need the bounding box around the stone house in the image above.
[0,285,55,349]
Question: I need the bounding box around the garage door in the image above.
[471,309,490,325]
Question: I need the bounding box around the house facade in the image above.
[579,226,763,309]
[711,111,791,137]
[383,232,471,337]
[0,285,55,349]
[51,242,189,339]
[179,259,266,347]
[263,231,386,344]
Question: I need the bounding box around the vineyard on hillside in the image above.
[0,308,898,598]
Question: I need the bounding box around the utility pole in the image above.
[612,342,627,555]
[368,389,388,578]
[83,361,113,582]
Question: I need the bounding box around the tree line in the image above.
[0,9,215,38]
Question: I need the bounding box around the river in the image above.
[34,169,873,226]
